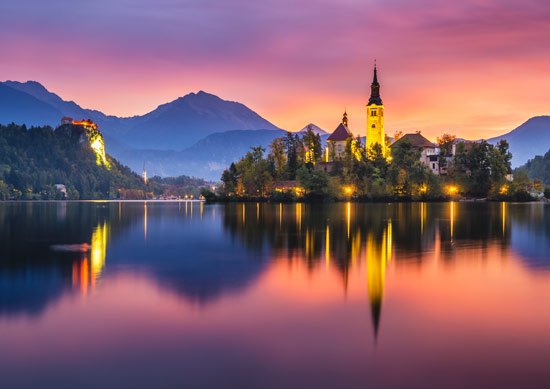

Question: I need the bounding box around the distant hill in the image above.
[298,123,327,136]
[0,81,282,151]
[0,83,62,127]
[488,116,550,167]
[0,123,147,199]
[517,149,550,184]
[113,129,287,180]
[119,91,282,150]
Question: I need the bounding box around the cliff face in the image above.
[0,123,144,200]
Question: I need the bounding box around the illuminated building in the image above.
[366,63,386,156]
[325,111,353,161]
[67,119,111,169]
[390,132,440,174]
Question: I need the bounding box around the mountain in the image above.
[488,116,550,167]
[111,91,281,150]
[112,129,286,180]
[0,83,62,127]
[517,149,550,184]
[298,123,327,136]
[2,79,549,179]
[0,81,282,151]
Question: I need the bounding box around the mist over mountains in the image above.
[0,80,548,180]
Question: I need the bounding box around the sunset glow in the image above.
[1,0,548,139]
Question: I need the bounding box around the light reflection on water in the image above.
[0,201,549,388]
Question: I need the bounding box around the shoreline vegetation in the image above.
[0,123,211,200]
[203,129,550,203]
[1,123,548,203]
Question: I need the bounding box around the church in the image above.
[325,64,386,161]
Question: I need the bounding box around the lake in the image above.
[0,201,549,388]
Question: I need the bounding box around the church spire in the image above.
[368,62,383,106]
[342,110,348,127]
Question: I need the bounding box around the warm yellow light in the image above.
[90,222,108,281]
[419,184,428,193]
[74,119,111,169]
[446,185,458,195]
[499,184,509,195]
[293,187,305,197]
[386,155,393,163]
[343,186,353,195]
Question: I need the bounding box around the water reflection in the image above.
[0,201,548,321]
[0,201,549,388]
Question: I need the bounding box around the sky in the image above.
[1,0,549,140]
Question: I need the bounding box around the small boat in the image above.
[50,243,91,252]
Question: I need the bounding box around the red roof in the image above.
[327,123,352,141]
[391,133,436,149]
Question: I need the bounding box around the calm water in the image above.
[1,201,549,388]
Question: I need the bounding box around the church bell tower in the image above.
[366,63,386,156]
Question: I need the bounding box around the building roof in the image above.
[327,123,352,141]
[391,133,437,149]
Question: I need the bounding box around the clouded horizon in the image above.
[1,0,548,140]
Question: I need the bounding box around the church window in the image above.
[371,124,376,128]
[371,110,377,116]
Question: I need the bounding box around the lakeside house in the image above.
[390,132,440,175]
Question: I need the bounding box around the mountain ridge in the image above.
[0,80,548,178]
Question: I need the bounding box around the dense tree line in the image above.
[0,123,209,200]
[517,149,550,185]
[217,128,544,201]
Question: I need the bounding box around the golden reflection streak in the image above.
[242,203,245,225]
[185,201,188,216]
[200,201,204,219]
[365,219,393,338]
[420,202,425,235]
[365,232,384,336]
[352,229,361,266]
[80,258,89,296]
[256,202,260,222]
[325,224,330,270]
[501,202,506,237]
[305,228,312,258]
[346,202,351,239]
[118,202,121,222]
[144,202,148,241]
[387,218,393,263]
[279,203,282,229]
[72,222,109,296]
[90,222,108,282]
[450,201,455,242]
[296,203,302,232]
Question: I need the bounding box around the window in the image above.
[371,110,377,116]
[371,124,376,128]
[432,163,436,169]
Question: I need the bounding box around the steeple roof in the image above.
[327,123,352,141]
[391,133,436,149]
[368,64,383,106]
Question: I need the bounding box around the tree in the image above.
[268,137,287,180]
[301,127,322,165]
[389,139,430,197]
[296,165,329,198]
[221,163,238,195]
